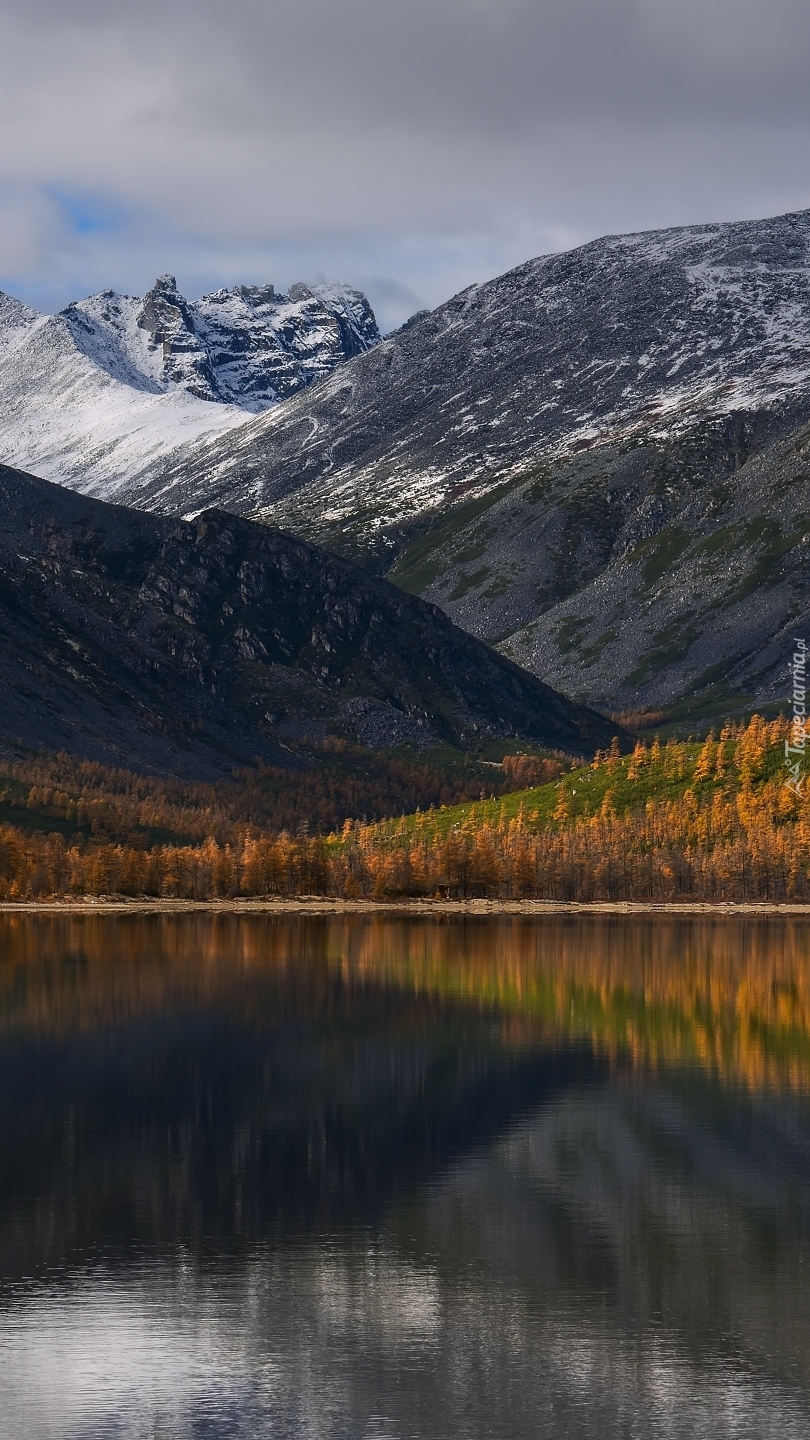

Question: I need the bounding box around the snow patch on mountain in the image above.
[0,292,40,359]
[0,306,247,492]
[0,274,380,493]
[114,207,810,542]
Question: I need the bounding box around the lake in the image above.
[0,911,809,1438]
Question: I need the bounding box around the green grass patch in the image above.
[624,618,699,687]
[634,527,691,586]
[450,541,489,565]
[553,616,593,654]
[691,524,746,559]
[448,566,491,601]
[389,484,513,595]
[370,741,719,846]
[368,722,795,848]
[578,628,619,664]
[728,523,805,602]
[771,471,810,497]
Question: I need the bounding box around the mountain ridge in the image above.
[85,206,809,719]
[95,208,810,547]
[0,463,618,778]
[6,209,810,720]
[0,273,380,498]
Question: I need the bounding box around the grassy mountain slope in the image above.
[4,716,809,906]
[389,413,810,717]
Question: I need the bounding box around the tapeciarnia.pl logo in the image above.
[785,638,807,796]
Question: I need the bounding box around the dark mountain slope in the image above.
[0,466,617,776]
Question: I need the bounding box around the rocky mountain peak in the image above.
[237,283,275,306]
[0,290,41,360]
[136,275,214,400]
[0,272,381,493]
[97,273,382,411]
[137,274,195,335]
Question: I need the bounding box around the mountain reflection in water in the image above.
[0,912,809,1439]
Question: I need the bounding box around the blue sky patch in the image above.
[50,188,127,236]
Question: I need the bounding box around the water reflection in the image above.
[1,913,809,1438]
[3,912,810,1089]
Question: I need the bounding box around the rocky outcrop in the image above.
[135,274,218,402]
[0,464,618,775]
[130,274,381,410]
[0,274,380,498]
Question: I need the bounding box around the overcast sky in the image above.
[2,0,810,331]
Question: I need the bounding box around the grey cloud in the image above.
[15,0,808,127]
[1,0,810,320]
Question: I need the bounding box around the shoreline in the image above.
[3,897,810,916]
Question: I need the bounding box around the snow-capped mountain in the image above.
[0,276,379,492]
[77,273,380,410]
[101,209,810,548]
[0,291,40,356]
[51,205,810,723]
[7,210,810,720]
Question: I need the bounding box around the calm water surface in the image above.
[0,912,809,1438]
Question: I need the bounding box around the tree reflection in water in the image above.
[0,913,809,1439]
